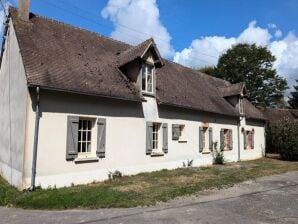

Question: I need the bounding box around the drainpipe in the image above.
[30,87,40,191]
[237,117,243,162]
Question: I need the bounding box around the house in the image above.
[0,4,266,190]
[259,107,298,122]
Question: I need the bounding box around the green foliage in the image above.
[288,80,298,109]
[0,159,298,209]
[108,170,123,181]
[198,66,218,75]
[266,118,298,160]
[212,141,224,164]
[214,43,288,107]
[183,159,194,167]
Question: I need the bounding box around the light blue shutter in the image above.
[251,130,255,149]
[220,129,224,151]
[172,124,180,140]
[229,129,233,150]
[66,116,79,160]
[97,118,106,158]
[243,130,247,150]
[209,127,213,151]
[199,127,204,152]
[162,123,168,153]
[146,122,153,154]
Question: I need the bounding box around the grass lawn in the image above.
[0,158,297,209]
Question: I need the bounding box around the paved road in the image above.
[1,171,298,224]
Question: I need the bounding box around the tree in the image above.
[288,80,298,109]
[198,66,217,75]
[214,43,288,107]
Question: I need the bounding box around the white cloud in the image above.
[275,30,282,39]
[101,0,174,58]
[174,20,298,88]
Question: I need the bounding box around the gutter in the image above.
[30,86,40,191]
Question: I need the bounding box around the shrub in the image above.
[212,141,224,164]
[266,118,298,161]
[183,159,194,167]
[108,170,123,181]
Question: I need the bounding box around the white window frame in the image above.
[202,127,209,152]
[224,129,232,150]
[178,125,187,142]
[141,63,154,94]
[77,117,97,158]
[152,122,162,153]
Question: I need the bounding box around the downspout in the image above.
[30,87,40,191]
[237,116,244,162]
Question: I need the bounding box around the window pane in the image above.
[87,131,91,141]
[147,65,153,75]
[87,142,91,152]
[82,142,86,152]
[83,120,87,130]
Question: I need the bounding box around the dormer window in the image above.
[239,98,244,115]
[142,63,154,94]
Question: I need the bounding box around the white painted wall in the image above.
[21,92,265,189]
[0,20,28,188]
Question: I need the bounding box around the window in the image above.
[239,98,244,115]
[152,123,160,151]
[200,126,213,153]
[220,128,233,151]
[152,123,162,153]
[172,124,187,142]
[142,63,154,94]
[78,118,94,154]
[224,129,231,150]
[244,129,254,150]
[178,125,187,142]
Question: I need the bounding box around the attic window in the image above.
[239,98,244,115]
[142,63,154,94]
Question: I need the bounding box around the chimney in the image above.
[18,0,30,21]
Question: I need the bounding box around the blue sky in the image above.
[3,0,298,87]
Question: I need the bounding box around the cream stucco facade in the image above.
[0,20,265,190]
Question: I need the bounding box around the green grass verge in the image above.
[0,158,297,209]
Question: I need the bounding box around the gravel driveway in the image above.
[1,171,298,224]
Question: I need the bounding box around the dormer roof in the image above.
[218,82,246,97]
[117,38,163,67]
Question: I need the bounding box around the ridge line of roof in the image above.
[9,7,133,49]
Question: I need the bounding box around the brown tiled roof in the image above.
[8,8,265,120]
[243,99,266,120]
[259,107,297,122]
[218,83,245,97]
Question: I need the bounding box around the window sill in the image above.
[142,92,155,97]
[74,157,99,163]
[151,151,164,157]
[178,139,187,143]
[202,150,211,154]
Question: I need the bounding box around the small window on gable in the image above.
[239,98,244,115]
[142,63,154,94]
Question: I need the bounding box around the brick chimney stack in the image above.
[18,0,30,21]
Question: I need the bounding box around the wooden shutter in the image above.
[172,124,180,140]
[243,130,247,150]
[162,123,168,153]
[146,122,153,154]
[66,116,79,160]
[251,130,255,149]
[220,129,224,151]
[229,129,233,150]
[199,127,204,152]
[96,118,106,158]
[209,127,213,151]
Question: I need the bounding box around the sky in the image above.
[1,0,298,90]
